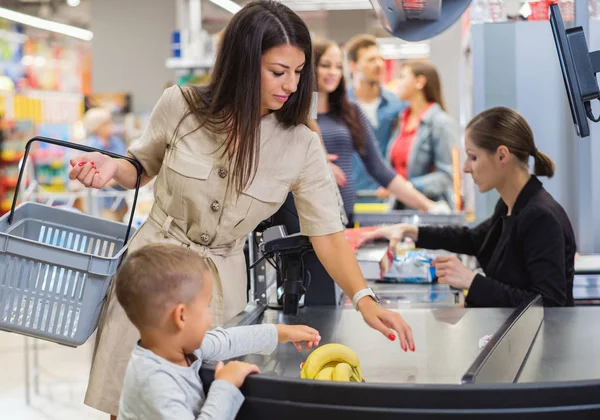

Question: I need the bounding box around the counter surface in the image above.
[237,307,512,384]
[234,306,600,385]
[518,307,600,383]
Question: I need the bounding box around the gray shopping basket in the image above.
[0,137,143,347]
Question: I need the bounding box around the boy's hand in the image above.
[214,361,260,388]
[276,324,321,352]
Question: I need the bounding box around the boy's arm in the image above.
[134,372,244,420]
[197,325,278,362]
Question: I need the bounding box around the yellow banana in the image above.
[301,343,364,381]
[314,366,335,380]
[333,363,352,382]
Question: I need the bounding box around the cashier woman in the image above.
[359,107,577,307]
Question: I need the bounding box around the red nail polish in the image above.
[388,333,396,341]
[90,161,94,165]
[78,162,85,166]
[403,345,407,352]
[411,345,415,351]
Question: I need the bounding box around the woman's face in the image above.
[396,66,421,102]
[317,45,343,94]
[463,134,503,193]
[260,44,306,115]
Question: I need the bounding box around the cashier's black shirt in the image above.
[417,176,576,307]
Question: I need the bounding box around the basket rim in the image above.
[0,231,132,261]
[0,202,134,261]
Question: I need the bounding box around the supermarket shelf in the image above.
[165,57,214,69]
[1,178,18,189]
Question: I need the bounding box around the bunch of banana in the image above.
[300,343,364,382]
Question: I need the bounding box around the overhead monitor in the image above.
[549,3,600,138]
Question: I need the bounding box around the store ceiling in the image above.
[1,0,91,27]
[2,0,382,30]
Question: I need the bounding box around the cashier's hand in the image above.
[69,152,117,189]
[358,298,415,352]
[432,255,476,290]
[276,324,322,352]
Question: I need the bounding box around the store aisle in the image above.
[0,332,105,420]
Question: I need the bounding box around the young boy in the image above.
[116,243,321,419]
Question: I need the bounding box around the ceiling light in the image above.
[0,7,93,41]
[67,0,81,7]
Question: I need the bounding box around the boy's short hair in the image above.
[116,244,210,330]
[345,34,378,63]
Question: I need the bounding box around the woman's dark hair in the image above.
[403,60,446,111]
[467,107,555,178]
[313,40,365,155]
[176,0,314,193]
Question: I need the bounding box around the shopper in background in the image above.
[83,108,129,222]
[379,60,459,209]
[346,34,405,195]
[314,40,450,226]
[358,107,576,308]
[69,2,415,417]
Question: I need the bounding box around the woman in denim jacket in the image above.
[382,61,459,209]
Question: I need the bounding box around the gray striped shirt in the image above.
[317,105,396,216]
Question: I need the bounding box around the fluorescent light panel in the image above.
[209,0,242,14]
[0,6,93,41]
[282,0,373,11]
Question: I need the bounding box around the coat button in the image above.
[200,234,210,244]
[218,167,228,178]
[211,201,221,212]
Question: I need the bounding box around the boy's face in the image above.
[181,271,213,353]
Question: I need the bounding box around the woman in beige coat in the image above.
[69,1,415,417]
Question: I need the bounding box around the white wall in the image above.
[90,0,175,113]
[428,19,462,124]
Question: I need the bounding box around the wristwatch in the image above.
[352,288,380,311]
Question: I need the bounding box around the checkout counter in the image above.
[202,210,600,418]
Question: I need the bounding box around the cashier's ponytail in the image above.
[532,149,555,179]
[467,107,555,179]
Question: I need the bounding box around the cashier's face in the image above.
[260,44,306,115]
[463,134,502,193]
[317,45,344,94]
[182,273,213,352]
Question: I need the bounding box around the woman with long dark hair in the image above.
[313,40,449,225]
[69,2,415,417]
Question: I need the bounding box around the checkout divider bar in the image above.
[461,295,544,384]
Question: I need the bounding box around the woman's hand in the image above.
[432,255,476,290]
[376,187,391,200]
[310,232,417,353]
[329,163,347,187]
[356,223,418,251]
[69,152,118,189]
[357,298,415,352]
[427,201,452,215]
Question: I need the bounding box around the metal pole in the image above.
[24,337,30,406]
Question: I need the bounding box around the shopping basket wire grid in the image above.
[0,137,143,347]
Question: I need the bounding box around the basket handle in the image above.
[8,136,144,246]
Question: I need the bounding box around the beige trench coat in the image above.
[84,86,344,415]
